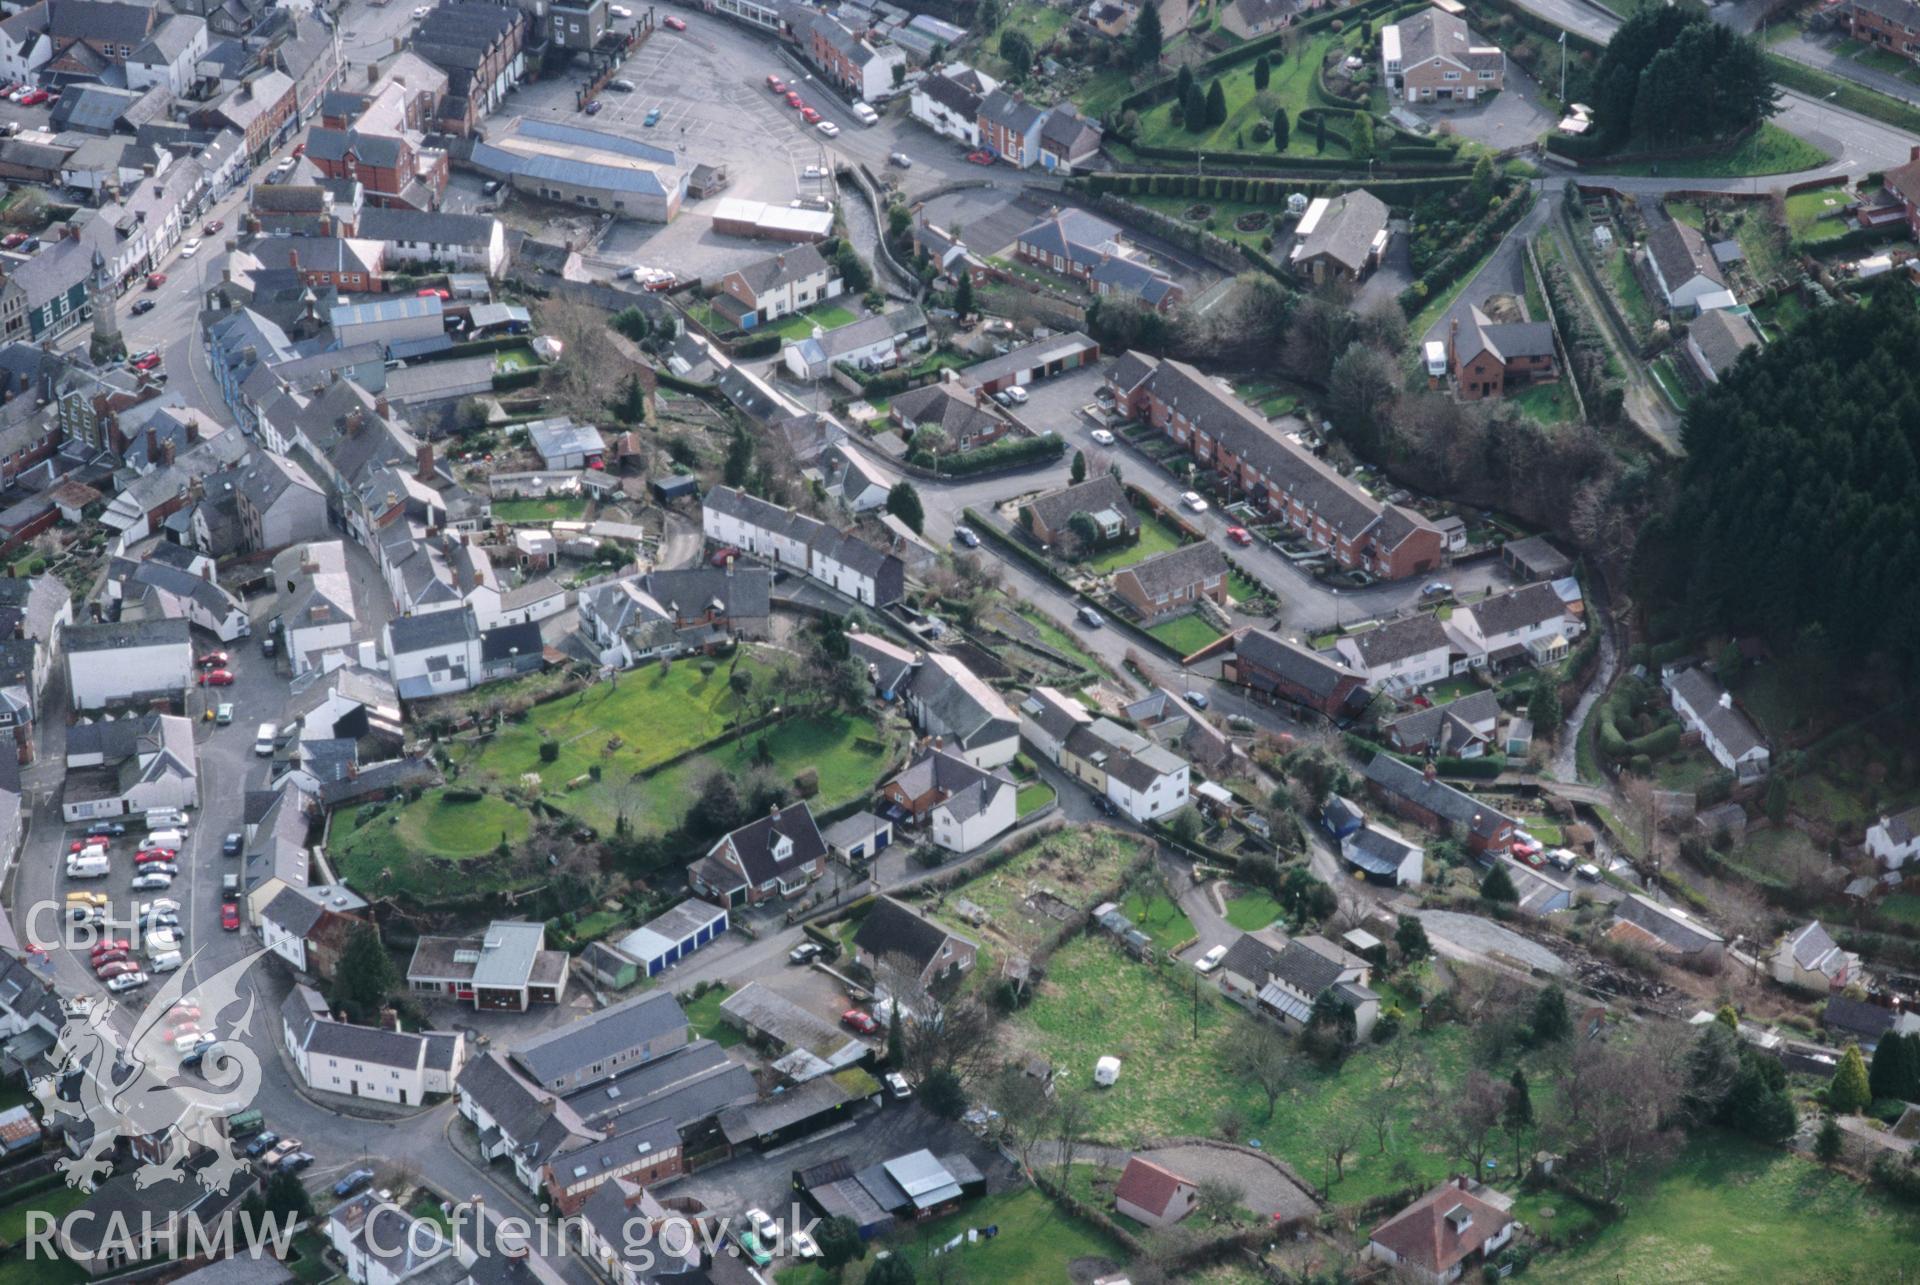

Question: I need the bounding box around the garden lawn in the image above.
[1650,354,1692,412]
[332,790,533,900]
[1223,886,1283,930]
[1784,186,1855,244]
[1604,246,1654,334]
[1593,124,1829,178]
[1147,613,1225,655]
[1119,891,1196,951]
[1016,782,1056,818]
[1128,194,1282,250]
[769,304,858,341]
[682,985,740,1046]
[0,1184,87,1247]
[1133,28,1356,159]
[490,496,587,523]
[1015,937,1470,1203]
[493,346,540,373]
[1014,605,1104,675]
[1084,514,1187,573]
[1508,377,1581,426]
[775,1186,1124,1285]
[1875,893,1920,928]
[1535,1133,1920,1281]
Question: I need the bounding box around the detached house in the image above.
[1645,217,1728,313]
[1450,305,1556,400]
[1217,930,1379,1037]
[853,896,979,989]
[1663,666,1769,781]
[1368,1177,1515,1285]
[714,244,840,330]
[1227,629,1366,720]
[880,746,1016,852]
[850,637,1020,768]
[1112,541,1228,624]
[1361,753,1516,855]
[1452,581,1582,671]
[1022,475,1138,548]
[689,801,827,908]
[406,919,571,1011]
[1289,189,1390,283]
[1382,7,1506,104]
[1221,0,1308,39]
[1383,689,1499,758]
[1772,920,1853,991]
[1868,804,1920,869]
[1684,307,1760,385]
[1336,615,1459,692]
[889,380,1009,454]
[1113,1156,1199,1227]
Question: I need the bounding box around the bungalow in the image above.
[1771,920,1853,991]
[1684,307,1761,384]
[1336,615,1460,692]
[1013,207,1178,306]
[1368,1176,1515,1285]
[1227,629,1367,719]
[1111,541,1229,624]
[880,746,1017,852]
[1113,1156,1198,1227]
[1383,689,1500,758]
[1020,475,1138,548]
[846,638,1021,768]
[1608,894,1725,966]
[1360,753,1517,855]
[890,380,1010,454]
[1823,993,1920,1051]
[688,801,827,907]
[1644,217,1728,313]
[781,306,925,381]
[1289,190,1390,283]
[1218,930,1378,1037]
[1663,666,1769,781]
[1342,822,1424,887]
[1220,0,1307,39]
[1867,805,1920,869]
[853,896,980,989]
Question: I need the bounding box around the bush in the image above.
[539,739,560,764]
[933,434,1066,476]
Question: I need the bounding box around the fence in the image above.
[1524,235,1589,423]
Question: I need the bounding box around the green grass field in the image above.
[0,1185,87,1248]
[1509,377,1582,426]
[1535,1134,1920,1281]
[1784,186,1855,244]
[333,790,534,900]
[490,496,587,523]
[1133,28,1355,159]
[1017,938,1469,1202]
[928,830,1148,960]
[770,304,859,341]
[775,1186,1124,1285]
[1016,782,1056,817]
[681,985,740,1046]
[1119,890,1196,951]
[1084,515,1188,574]
[1876,893,1920,927]
[1593,123,1830,179]
[1223,886,1283,930]
[1605,246,1655,334]
[1014,605,1105,674]
[1650,353,1692,412]
[1147,613,1225,655]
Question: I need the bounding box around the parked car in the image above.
[274,157,296,172]
[83,821,125,839]
[1077,607,1103,628]
[221,902,241,931]
[154,952,186,973]
[163,1004,199,1024]
[1001,385,1028,405]
[584,100,602,115]
[841,1009,878,1036]
[1090,428,1115,445]
[817,120,840,137]
[1195,944,1228,973]
[179,1038,216,1066]
[966,150,995,165]
[278,1152,314,1174]
[196,651,230,668]
[611,3,633,15]
[89,939,130,959]
[135,850,176,865]
[222,833,242,857]
[106,972,149,993]
[788,942,823,966]
[197,669,235,686]
[1180,491,1209,513]
[261,1138,300,1166]
[609,78,635,92]
[734,1231,771,1268]
[953,526,980,548]
[1226,526,1253,546]
[791,1229,820,1259]
[96,960,138,980]
[18,89,47,106]
[146,272,166,289]
[215,703,235,724]
[709,546,742,567]
[131,873,174,891]
[204,219,224,235]
[335,1169,375,1198]
[1420,580,1452,598]
[1184,689,1209,709]
[644,107,661,126]
[767,75,787,93]
[243,1132,279,1158]
[884,1072,912,1100]
[662,14,685,29]
[0,232,25,248]
[131,351,163,371]
[799,106,820,124]
[888,151,912,168]
[180,238,202,258]
[785,92,803,109]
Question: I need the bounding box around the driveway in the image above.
[1404,60,1557,151]
[1354,219,1412,314]
[1420,186,1551,349]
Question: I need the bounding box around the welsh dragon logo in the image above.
[33,947,269,1194]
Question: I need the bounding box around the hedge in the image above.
[1116,0,1402,115]
[492,368,541,392]
[1077,171,1473,207]
[733,332,781,359]
[1343,732,1507,779]
[1398,185,1537,317]
[933,434,1065,476]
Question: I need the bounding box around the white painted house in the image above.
[1336,614,1458,693]
[1868,805,1920,870]
[1663,666,1770,782]
[64,618,192,711]
[1450,581,1582,669]
[1644,218,1728,313]
[282,984,467,1106]
[275,542,360,676]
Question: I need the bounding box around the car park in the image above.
[1181,491,1209,512]
[644,107,661,126]
[106,972,149,993]
[131,873,174,891]
[841,1009,878,1036]
[1195,944,1229,973]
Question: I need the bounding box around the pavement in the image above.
[1772,30,1920,110]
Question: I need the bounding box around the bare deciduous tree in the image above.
[1312,1113,1366,1192]
[1227,1021,1297,1121]
[1434,1069,1508,1174]
[1544,1031,1686,1202]
[1364,1084,1398,1155]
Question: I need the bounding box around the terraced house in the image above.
[1849,0,1920,64]
[1108,352,1445,580]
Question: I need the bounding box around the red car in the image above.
[416,287,451,299]
[587,457,606,470]
[766,75,786,92]
[197,669,235,686]
[1226,526,1253,546]
[662,14,685,28]
[146,272,166,289]
[291,142,306,157]
[709,546,741,568]
[93,951,130,970]
[800,106,820,124]
[96,960,139,980]
[132,352,163,372]
[204,219,224,235]
[841,1009,878,1036]
[19,89,48,106]
[196,651,229,668]
[221,902,241,932]
[70,840,109,853]
[785,91,803,109]
[0,232,24,249]
[90,940,130,959]
[166,1005,202,1025]
[136,850,177,865]
[966,150,995,165]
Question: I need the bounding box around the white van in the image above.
[255,723,277,756]
[144,809,190,831]
[66,855,111,879]
[150,951,184,973]
[851,102,879,126]
[140,830,186,852]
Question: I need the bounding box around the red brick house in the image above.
[1880,145,1920,237]
[1020,476,1138,548]
[1850,0,1920,66]
[1111,541,1228,622]
[1450,305,1557,401]
[308,128,447,212]
[281,241,386,294]
[46,0,158,75]
[1227,628,1367,719]
[1106,352,1445,581]
[1361,753,1516,855]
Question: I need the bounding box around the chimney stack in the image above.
[287,248,300,272]
[416,442,433,481]
[1423,762,1438,783]
[375,396,390,419]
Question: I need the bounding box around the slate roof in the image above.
[728,243,829,298]
[890,380,1004,442]
[1117,540,1226,600]
[918,63,988,117]
[1391,7,1504,72]
[1296,189,1388,276]
[1345,614,1453,667]
[909,652,1017,753]
[1345,824,1422,877]
[1614,893,1723,953]
[1500,535,1572,580]
[359,206,496,248]
[1455,304,1555,366]
[1646,217,1726,291]
[387,606,479,653]
[853,896,972,973]
[1272,934,1362,997]
[1383,689,1499,751]
[48,0,155,44]
[1235,630,1358,699]
[1219,931,1284,984]
[710,802,826,886]
[1016,206,1123,266]
[978,86,1043,132]
[66,617,188,652]
[511,990,688,1087]
[1361,753,1514,840]
[1023,475,1135,536]
[1783,921,1846,976]
[1688,308,1760,377]
[1467,581,1565,639]
[1667,666,1765,759]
